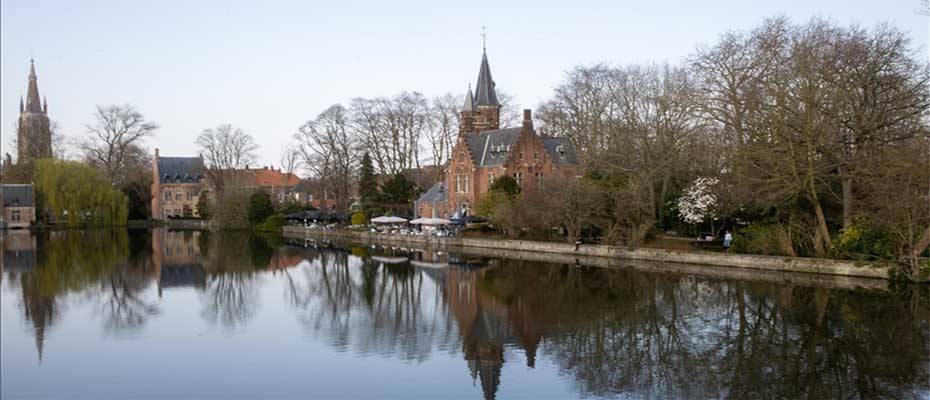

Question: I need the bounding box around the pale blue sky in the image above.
[1,0,927,166]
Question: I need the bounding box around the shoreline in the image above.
[283,227,912,287]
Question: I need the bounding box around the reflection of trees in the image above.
[471,262,930,399]
[11,230,153,359]
[199,232,262,329]
[286,246,457,362]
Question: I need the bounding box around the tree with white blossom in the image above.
[676,177,719,225]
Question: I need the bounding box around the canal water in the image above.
[1,229,927,399]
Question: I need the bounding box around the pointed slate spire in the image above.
[463,84,475,112]
[19,96,24,113]
[473,49,499,107]
[43,96,47,113]
[25,59,43,113]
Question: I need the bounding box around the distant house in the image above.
[239,166,301,205]
[151,149,209,220]
[0,184,36,229]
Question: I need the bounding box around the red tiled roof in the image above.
[245,168,301,187]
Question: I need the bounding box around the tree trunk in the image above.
[808,177,832,254]
[840,168,853,229]
[911,225,930,259]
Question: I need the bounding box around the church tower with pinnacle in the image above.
[16,59,53,164]
[458,40,501,136]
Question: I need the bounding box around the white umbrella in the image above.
[410,260,450,269]
[371,256,409,264]
[416,218,453,226]
[371,216,408,224]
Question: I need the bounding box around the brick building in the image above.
[239,166,302,205]
[151,149,209,220]
[416,47,579,218]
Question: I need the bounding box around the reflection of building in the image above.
[151,149,209,220]
[0,184,37,228]
[152,229,206,295]
[416,47,579,218]
[0,229,36,273]
[438,265,546,400]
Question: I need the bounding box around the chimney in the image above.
[522,109,533,130]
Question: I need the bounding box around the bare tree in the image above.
[280,144,301,183]
[426,93,460,175]
[195,124,259,195]
[79,104,158,186]
[295,104,358,210]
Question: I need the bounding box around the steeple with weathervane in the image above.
[459,27,501,136]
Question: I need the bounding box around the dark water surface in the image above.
[1,229,927,399]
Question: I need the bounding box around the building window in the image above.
[458,152,464,163]
[187,192,193,201]
[514,172,523,187]
[534,152,539,160]
[176,192,182,201]
[464,174,470,193]
[455,174,462,193]
[488,172,495,186]
[164,191,171,201]
[536,172,543,190]
[11,210,21,221]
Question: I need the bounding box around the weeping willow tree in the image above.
[34,158,129,227]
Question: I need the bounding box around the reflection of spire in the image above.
[21,274,55,365]
[35,323,45,364]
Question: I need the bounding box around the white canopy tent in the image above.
[371,216,408,224]
[409,218,453,226]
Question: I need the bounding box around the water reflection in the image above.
[1,229,927,399]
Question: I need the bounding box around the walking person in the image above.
[723,231,733,253]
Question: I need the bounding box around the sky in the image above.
[1,0,927,167]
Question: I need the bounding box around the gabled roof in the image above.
[416,182,447,203]
[541,137,580,166]
[157,157,205,184]
[464,128,521,167]
[1,184,35,207]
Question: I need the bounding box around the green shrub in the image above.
[831,223,896,261]
[248,191,274,225]
[255,214,285,233]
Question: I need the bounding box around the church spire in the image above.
[473,48,499,107]
[463,84,475,112]
[25,59,43,113]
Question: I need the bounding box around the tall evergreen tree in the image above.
[358,152,378,206]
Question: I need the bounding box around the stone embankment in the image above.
[283,227,897,285]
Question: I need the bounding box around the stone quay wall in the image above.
[283,227,893,281]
